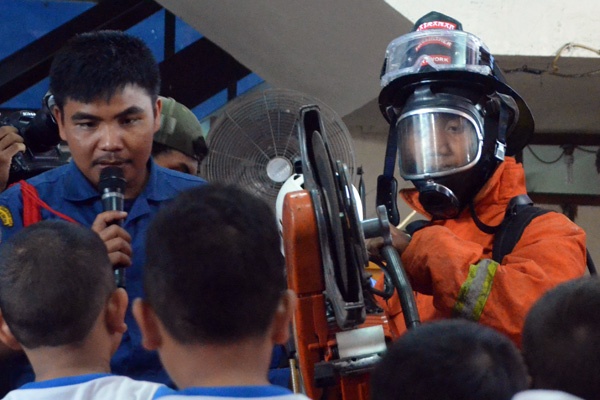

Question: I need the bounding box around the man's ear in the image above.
[0,310,22,351]
[271,289,297,345]
[153,97,163,132]
[52,106,67,141]
[106,288,128,335]
[132,298,163,351]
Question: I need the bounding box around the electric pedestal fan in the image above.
[201,88,356,210]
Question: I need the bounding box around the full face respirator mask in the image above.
[394,84,518,219]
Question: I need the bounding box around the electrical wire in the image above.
[552,43,600,74]
[575,145,598,154]
[504,42,600,78]
[526,145,565,164]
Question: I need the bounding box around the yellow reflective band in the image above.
[0,206,13,227]
[452,259,499,321]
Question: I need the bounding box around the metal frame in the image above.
[0,0,250,112]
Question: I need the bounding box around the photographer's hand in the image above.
[0,126,26,192]
[92,210,132,268]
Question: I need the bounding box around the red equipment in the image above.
[281,106,420,400]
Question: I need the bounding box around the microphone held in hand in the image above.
[99,166,127,288]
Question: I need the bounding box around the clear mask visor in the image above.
[397,109,482,179]
[381,30,494,87]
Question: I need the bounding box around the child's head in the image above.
[0,220,127,352]
[136,183,292,347]
[371,319,529,400]
[522,276,600,399]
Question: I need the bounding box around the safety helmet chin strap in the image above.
[470,92,520,233]
[376,108,401,226]
[491,92,520,162]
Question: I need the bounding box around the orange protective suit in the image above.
[376,157,587,346]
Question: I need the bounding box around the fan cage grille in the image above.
[201,88,356,210]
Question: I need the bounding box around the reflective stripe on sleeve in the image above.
[452,259,499,321]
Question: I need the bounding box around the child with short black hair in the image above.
[134,184,309,399]
[0,220,164,399]
[371,319,529,400]
[516,276,600,400]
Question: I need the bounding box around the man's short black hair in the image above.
[0,220,115,349]
[371,319,528,400]
[144,184,285,344]
[522,276,600,399]
[49,30,160,112]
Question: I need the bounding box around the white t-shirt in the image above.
[153,385,311,400]
[2,373,164,400]
[512,390,585,400]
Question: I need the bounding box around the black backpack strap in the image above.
[587,249,597,275]
[492,195,551,263]
[492,195,597,275]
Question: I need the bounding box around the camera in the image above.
[0,93,70,185]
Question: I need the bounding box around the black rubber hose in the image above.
[379,245,421,329]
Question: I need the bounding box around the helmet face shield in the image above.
[381,30,494,88]
[397,109,482,179]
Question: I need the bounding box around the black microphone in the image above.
[99,166,127,288]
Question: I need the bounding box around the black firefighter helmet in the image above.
[378,11,534,219]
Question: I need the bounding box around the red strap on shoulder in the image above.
[19,180,78,226]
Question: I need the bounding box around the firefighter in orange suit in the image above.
[369,11,587,346]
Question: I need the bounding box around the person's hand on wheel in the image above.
[366,224,411,259]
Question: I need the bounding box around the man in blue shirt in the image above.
[0,30,205,390]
